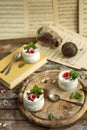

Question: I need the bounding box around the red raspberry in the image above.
[28,49,35,54]
[28,94,36,101]
[63,72,70,79]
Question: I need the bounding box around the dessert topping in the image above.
[24,42,37,50]
[24,42,38,54]
[28,93,36,101]
[63,72,70,79]
[30,85,42,98]
[27,49,35,54]
[27,85,42,101]
[63,70,80,80]
[70,70,80,80]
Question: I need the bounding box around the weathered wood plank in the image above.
[0,110,87,120]
[0,120,87,130]
[0,120,79,130]
[0,99,17,109]
[0,90,17,100]
[0,110,25,120]
[0,37,36,54]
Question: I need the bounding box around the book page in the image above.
[79,0,87,36]
[57,0,78,32]
[0,0,55,40]
[36,25,87,70]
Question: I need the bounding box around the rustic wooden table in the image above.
[0,42,87,130]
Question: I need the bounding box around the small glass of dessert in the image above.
[58,70,80,91]
[23,85,44,112]
[22,42,40,63]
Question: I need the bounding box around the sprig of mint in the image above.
[48,113,55,120]
[24,42,37,50]
[70,92,83,99]
[57,65,62,70]
[30,85,42,98]
[70,70,80,80]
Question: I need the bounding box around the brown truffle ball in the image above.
[62,42,78,57]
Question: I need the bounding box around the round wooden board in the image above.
[18,70,87,128]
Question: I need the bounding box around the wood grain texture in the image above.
[0,49,87,130]
[0,109,87,120]
[0,100,17,110]
[0,120,72,130]
[0,37,36,54]
[18,70,87,128]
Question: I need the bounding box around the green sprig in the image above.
[24,42,37,50]
[30,85,42,98]
[48,113,55,120]
[57,65,62,70]
[70,70,80,80]
[70,92,83,99]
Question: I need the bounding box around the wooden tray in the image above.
[18,70,87,128]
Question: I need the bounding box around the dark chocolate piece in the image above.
[62,42,78,57]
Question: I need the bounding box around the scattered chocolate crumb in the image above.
[27,92,30,95]
[43,88,50,98]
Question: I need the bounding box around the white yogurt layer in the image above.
[23,90,44,112]
[58,70,78,91]
[22,48,40,63]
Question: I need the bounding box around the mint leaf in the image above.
[48,113,55,120]
[30,85,42,98]
[70,92,83,99]
[24,42,37,50]
[57,66,62,70]
[70,70,80,80]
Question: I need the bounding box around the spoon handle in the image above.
[0,61,13,73]
[4,61,14,75]
[61,99,83,106]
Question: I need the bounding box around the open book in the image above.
[0,0,79,40]
[36,25,87,70]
